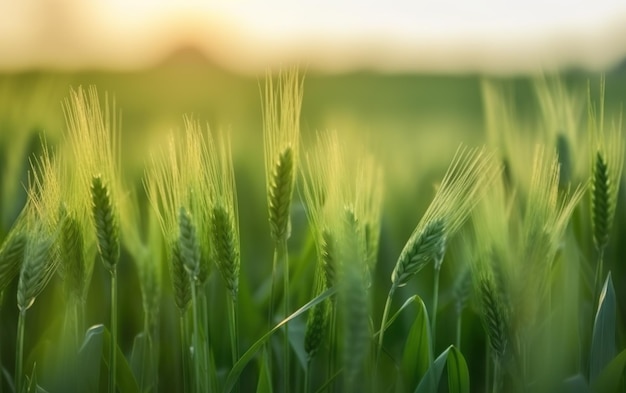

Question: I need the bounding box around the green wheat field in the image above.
[1,64,626,393]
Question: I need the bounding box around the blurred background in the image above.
[2,1,626,391]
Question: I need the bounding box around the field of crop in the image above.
[1,64,626,393]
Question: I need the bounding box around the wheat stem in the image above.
[268,246,278,327]
[376,284,396,364]
[431,264,442,351]
[592,248,605,319]
[279,239,290,392]
[304,359,310,393]
[179,315,189,393]
[228,296,239,365]
[454,265,471,350]
[15,309,26,393]
[198,290,213,391]
[328,304,337,393]
[485,341,492,393]
[266,244,279,381]
[456,313,462,349]
[190,279,202,393]
[109,269,118,393]
[90,175,120,393]
[492,359,501,393]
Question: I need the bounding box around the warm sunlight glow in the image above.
[1,0,625,73]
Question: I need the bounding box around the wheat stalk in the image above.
[392,146,497,288]
[145,120,219,391]
[146,123,213,285]
[520,146,584,325]
[300,131,383,387]
[64,87,123,393]
[338,210,371,393]
[15,217,59,393]
[588,78,624,252]
[453,262,472,348]
[196,122,241,364]
[262,68,303,391]
[302,131,383,286]
[587,78,624,321]
[263,68,302,242]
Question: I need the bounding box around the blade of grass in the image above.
[223,288,336,393]
[373,295,419,339]
[401,297,432,389]
[447,346,470,393]
[592,348,626,393]
[589,272,616,383]
[414,346,469,393]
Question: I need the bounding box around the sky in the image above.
[1,0,625,74]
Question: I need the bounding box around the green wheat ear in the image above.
[59,208,86,300]
[478,275,508,361]
[587,77,624,253]
[592,151,612,250]
[178,206,200,280]
[17,233,57,312]
[304,298,328,361]
[392,218,446,287]
[171,242,191,312]
[321,229,336,289]
[211,204,239,298]
[263,68,302,244]
[91,175,120,272]
[305,261,329,361]
[268,146,295,242]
